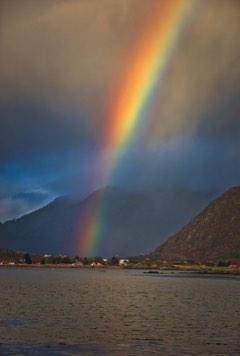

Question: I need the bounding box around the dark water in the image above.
[0,268,239,355]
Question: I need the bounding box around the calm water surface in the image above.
[0,268,239,355]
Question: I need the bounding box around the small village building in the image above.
[119,259,129,266]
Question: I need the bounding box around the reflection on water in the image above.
[0,268,239,355]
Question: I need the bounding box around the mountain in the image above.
[0,186,219,257]
[153,186,240,263]
[1,196,80,256]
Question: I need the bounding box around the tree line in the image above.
[23,253,121,266]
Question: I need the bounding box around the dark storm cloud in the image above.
[0,0,239,220]
[148,0,240,141]
[113,137,240,191]
[0,0,239,150]
[0,101,90,161]
[0,0,151,158]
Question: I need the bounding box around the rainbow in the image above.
[77,0,197,257]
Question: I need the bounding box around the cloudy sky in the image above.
[0,0,239,221]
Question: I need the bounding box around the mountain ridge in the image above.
[153,186,240,263]
[0,186,220,257]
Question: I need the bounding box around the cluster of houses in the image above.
[86,259,130,267]
[0,255,130,267]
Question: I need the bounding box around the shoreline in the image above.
[0,263,240,275]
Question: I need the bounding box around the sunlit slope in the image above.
[154,187,240,262]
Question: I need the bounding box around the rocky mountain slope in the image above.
[153,187,240,263]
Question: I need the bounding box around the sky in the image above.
[0,0,239,221]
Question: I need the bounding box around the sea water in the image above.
[0,268,239,355]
